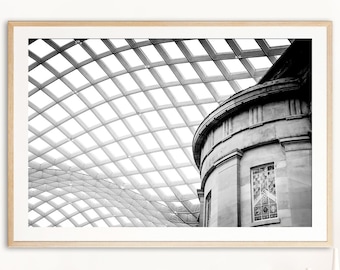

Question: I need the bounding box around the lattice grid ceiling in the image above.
[28,38,291,227]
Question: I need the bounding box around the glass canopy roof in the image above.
[28,38,291,227]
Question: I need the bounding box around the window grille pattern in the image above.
[251,163,278,222]
[28,38,290,227]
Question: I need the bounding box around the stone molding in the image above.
[192,77,303,167]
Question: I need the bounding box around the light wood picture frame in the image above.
[8,21,332,247]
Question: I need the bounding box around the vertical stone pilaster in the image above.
[215,149,243,227]
[279,136,312,226]
[197,189,205,227]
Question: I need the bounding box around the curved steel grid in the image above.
[28,38,291,227]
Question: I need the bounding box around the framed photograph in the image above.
[8,21,332,247]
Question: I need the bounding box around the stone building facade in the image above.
[193,40,312,227]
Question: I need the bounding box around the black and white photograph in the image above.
[8,22,331,246]
[27,37,312,228]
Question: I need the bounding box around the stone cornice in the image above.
[192,77,302,168]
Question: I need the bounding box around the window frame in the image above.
[250,162,280,226]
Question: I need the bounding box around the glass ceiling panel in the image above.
[100,54,125,74]
[29,39,54,58]
[154,130,178,148]
[82,62,107,81]
[235,39,260,50]
[133,155,154,170]
[173,127,193,145]
[60,119,83,137]
[168,85,192,104]
[148,89,172,107]
[153,66,178,84]
[61,94,87,114]
[97,79,121,98]
[130,92,153,111]
[91,126,113,143]
[158,187,175,198]
[88,148,109,163]
[167,149,190,165]
[30,115,52,133]
[105,142,126,159]
[111,97,135,116]
[149,152,172,168]
[30,138,50,152]
[28,38,290,228]
[183,40,208,57]
[46,54,73,73]
[160,42,185,60]
[119,49,144,68]
[161,108,185,126]
[84,39,110,55]
[222,59,248,74]
[64,70,89,89]
[175,63,200,80]
[109,39,129,48]
[80,86,105,105]
[74,154,93,166]
[137,133,161,152]
[43,128,67,145]
[145,171,166,186]
[140,45,163,63]
[28,210,40,221]
[115,74,139,92]
[75,133,97,149]
[58,141,81,156]
[52,39,74,47]
[65,44,91,64]
[76,110,101,129]
[107,120,131,139]
[102,162,121,176]
[189,83,214,101]
[208,39,233,54]
[28,82,36,92]
[210,81,235,99]
[134,69,159,88]
[44,104,69,123]
[248,56,272,69]
[45,79,72,99]
[130,174,149,187]
[61,204,77,215]
[266,38,291,47]
[117,159,138,173]
[29,90,54,109]
[143,111,166,129]
[179,166,199,181]
[121,137,143,155]
[28,57,35,66]
[236,78,257,90]
[49,210,64,223]
[200,103,219,116]
[175,185,193,196]
[133,39,148,43]
[197,61,223,78]
[94,103,118,122]
[181,105,204,123]
[29,65,54,84]
[125,115,148,133]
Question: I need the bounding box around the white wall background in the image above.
[1,0,339,269]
